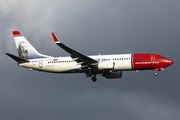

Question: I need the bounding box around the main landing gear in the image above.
[86,68,97,82]
[91,75,97,82]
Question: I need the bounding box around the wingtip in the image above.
[52,32,60,43]
[12,30,22,36]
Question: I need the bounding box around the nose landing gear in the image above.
[154,68,164,76]
[155,72,158,76]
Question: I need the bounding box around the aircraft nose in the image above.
[167,59,174,66]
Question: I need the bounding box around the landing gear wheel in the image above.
[91,76,97,82]
[155,72,158,76]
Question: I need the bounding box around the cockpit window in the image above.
[160,56,165,59]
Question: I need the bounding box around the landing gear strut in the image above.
[155,72,158,76]
[91,76,97,82]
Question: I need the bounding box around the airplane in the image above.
[6,30,174,82]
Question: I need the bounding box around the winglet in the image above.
[52,32,60,43]
[13,31,22,37]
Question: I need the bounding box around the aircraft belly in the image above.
[37,63,80,73]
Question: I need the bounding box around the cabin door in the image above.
[39,60,43,68]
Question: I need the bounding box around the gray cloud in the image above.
[0,0,180,120]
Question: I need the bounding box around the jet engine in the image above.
[98,61,115,70]
[102,71,122,79]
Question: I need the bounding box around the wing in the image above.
[51,33,98,68]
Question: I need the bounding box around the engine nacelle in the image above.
[102,71,122,79]
[98,61,115,70]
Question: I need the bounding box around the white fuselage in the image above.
[19,54,132,73]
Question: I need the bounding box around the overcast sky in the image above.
[0,0,180,120]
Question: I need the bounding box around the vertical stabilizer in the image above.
[13,31,51,59]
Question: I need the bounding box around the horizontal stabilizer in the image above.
[5,53,29,63]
